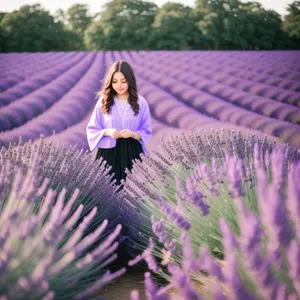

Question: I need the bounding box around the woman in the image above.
[86,60,152,186]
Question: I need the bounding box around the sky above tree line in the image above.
[2,0,293,16]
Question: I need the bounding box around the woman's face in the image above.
[112,72,129,96]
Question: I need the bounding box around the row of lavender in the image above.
[1,130,299,299]
[1,51,300,151]
[125,132,300,300]
[0,136,126,299]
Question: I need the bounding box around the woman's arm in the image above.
[135,97,152,145]
[86,98,107,152]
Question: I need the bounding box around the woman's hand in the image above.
[104,129,122,139]
[120,129,134,139]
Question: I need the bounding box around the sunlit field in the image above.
[0,50,300,300]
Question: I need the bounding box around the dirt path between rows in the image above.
[96,265,214,300]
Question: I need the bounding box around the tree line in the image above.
[0,0,299,52]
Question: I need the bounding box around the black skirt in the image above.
[95,138,144,186]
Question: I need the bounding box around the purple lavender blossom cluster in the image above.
[1,52,300,151]
[122,130,299,260]
[0,139,126,299]
[126,141,300,300]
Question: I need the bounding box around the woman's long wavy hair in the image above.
[96,60,139,116]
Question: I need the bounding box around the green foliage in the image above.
[283,1,300,39]
[0,4,81,52]
[121,130,300,288]
[1,0,299,52]
[84,0,158,50]
[196,0,290,50]
[0,12,6,52]
[67,4,92,37]
[241,3,291,50]
[149,2,198,50]
[282,1,300,48]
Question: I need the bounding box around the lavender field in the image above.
[0,50,300,150]
[1,51,300,300]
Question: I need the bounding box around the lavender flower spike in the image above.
[181,232,198,273]
[168,263,202,300]
[286,160,300,237]
[198,247,224,281]
[151,217,168,243]
[130,290,140,300]
[144,272,159,298]
[226,156,244,199]
[195,162,219,196]
[144,272,168,300]
[184,175,209,216]
[287,240,300,295]
[256,146,291,264]
[220,218,254,300]
[157,193,191,231]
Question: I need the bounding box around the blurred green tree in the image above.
[0,12,6,23]
[0,12,7,51]
[54,8,68,25]
[241,2,290,49]
[283,1,300,38]
[148,2,200,50]
[0,4,81,52]
[0,1,297,52]
[54,4,92,50]
[84,0,158,50]
[195,0,241,49]
[195,0,290,49]
[282,1,300,49]
[67,4,92,37]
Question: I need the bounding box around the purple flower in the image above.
[143,249,160,273]
[225,155,244,199]
[232,198,283,300]
[184,175,209,216]
[219,218,238,253]
[222,249,254,300]
[286,161,300,237]
[130,290,140,300]
[0,150,125,299]
[213,282,228,300]
[287,240,300,295]
[181,233,198,273]
[157,193,191,231]
[128,254,143,267]
[144,272,168,300]
[144,272,158,298]
[194,162,219,196]
[128,238,160,273]
[151,218,169,243]
[233,198,263,253]
[212,157,222,182]
[255,145,292,265]
[164,238,177,252]
[198,247,224,281]
[168,263,201,300]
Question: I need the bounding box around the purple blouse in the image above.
[86,94,152,155]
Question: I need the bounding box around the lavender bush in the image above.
[2,51,299,151]
[129,141,300,300]
[0,150,126,299]
[119,129,299,272]
[0,134,122,208]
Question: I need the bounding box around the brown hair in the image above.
[96,60,139,116]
